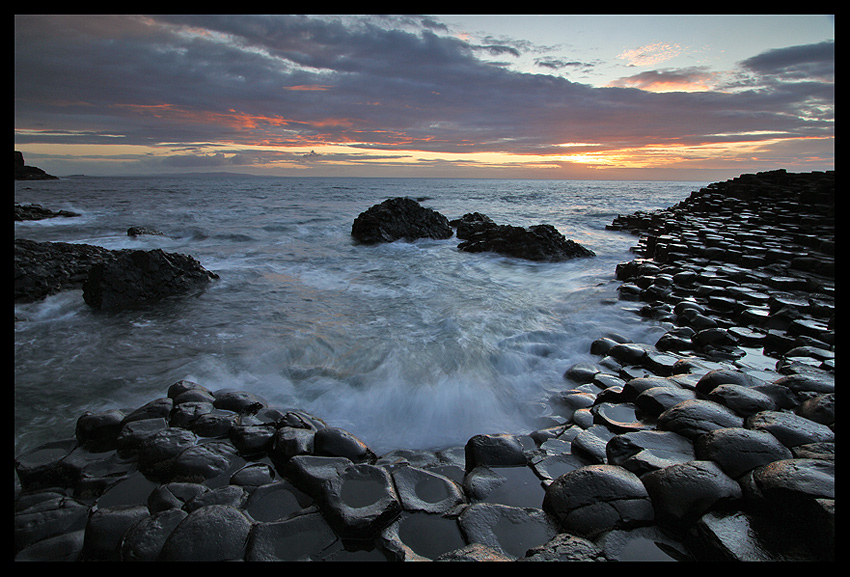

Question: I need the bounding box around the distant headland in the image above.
[14,151,58,180]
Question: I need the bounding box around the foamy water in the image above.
[15,175,704,455]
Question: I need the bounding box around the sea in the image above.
[14,175,707,457]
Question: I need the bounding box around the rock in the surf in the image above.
[351,197,453,244]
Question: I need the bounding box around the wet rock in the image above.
[15,203,78,220]
[704,509,816,561]
[313,426,377,464]
[707,384,777,416]
[695,427,792,480]
[213,389,268,415]
[519,532,607,562]
[641,460,742,528]
[168,401,213,428]
[381,511,467,561]
[738,458,834,560]
[606,430,696,477]
[159,504,252,561]
[15,238,116,303]
[318,463,402,541]
[270,426,316,463]
[82,248,219,311]
[570,424,617,464]
[694,369,758,396]
[656,399,744,439]
[183,484,247,512]
[119,508,188,561]
[451,212,496,240]
[136,427,199,480]
[391,464,466,514]
[75,409,126,451]
[351,197,453,244]
[170,441,241,483]
[246,511,339,561]
[14,493,90,555]
[458,222,595,262]
[230,462,276,488]
[81,504,150,561]
[435,543,513,561]
[595,525,692,561]
[242,480,313,522]
[458,502,559,559]
[590,402,653,433]
[745,410,835,448]
[147,482,209,513]
[796,393,834,426]
[15,529,85,561]
[126,226,164,237]
[634,386,696,417]
[463,465,546,509]
[464,433,528,472]
[229,423,276,457]
[543,464,654,538]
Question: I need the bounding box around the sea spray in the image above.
[15,176,703,455]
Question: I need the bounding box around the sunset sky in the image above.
[14,14,834,180]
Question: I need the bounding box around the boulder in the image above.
[158,505,252,561]
[351,197,453,244]
[641,460,742,528]
[464,433,528,472]
[82,248,219,311]
[694,427,793,478]
[458,223,595,262]
[317,463,403,541]
[656,399,745,439]
[543,464,654,538]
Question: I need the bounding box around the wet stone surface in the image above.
[15,170,834,561]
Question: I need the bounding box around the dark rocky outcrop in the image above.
[352,200,595,262]
[15,151,58,180]
[15,203,80,221]
[351,197,453,244]
[15,239,115,303]
[82,249,219,311]
[15,239,219,310]
[457,223,596,262]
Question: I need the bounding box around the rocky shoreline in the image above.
[14,170,834,561]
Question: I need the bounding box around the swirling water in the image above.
[14,175,705,456]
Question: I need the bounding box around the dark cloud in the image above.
[14,15,834,172]
[740,40,834,81]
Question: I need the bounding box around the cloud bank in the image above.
[14,15,834,178]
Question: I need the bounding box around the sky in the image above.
[14,14,834,181]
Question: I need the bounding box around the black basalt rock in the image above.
[351,197,453,244]
[82,248,219,311]
[458,223,595,262]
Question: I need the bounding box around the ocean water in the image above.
[14,175,706,456]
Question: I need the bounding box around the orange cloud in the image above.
[114,102,356,133]
[283,85,333,91]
